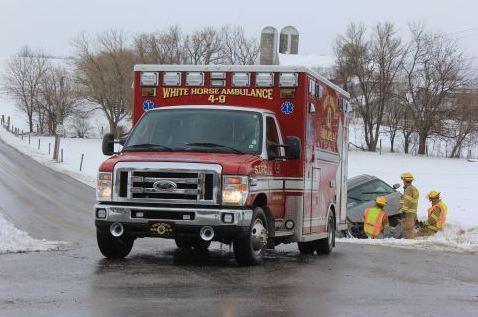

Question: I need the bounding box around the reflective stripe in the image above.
[363,207,386,237]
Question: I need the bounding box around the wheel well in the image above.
[252,193,267,208]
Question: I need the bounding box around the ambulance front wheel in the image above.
[97,229,134,259]
[233,207,269,266]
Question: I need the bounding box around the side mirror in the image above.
[285,136,301,160]
[393,183,401,190]
[102,133,116,156]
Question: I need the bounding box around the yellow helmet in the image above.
[375,196,387,207]
[401,172,414,182]
[427,190,440,200]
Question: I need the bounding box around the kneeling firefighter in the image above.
[363,196,390,239]
[416,191,447,237]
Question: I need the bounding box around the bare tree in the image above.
[70,108,92,138]
[335,22,404,151]
[401,24,471,154]
[134,25,259,66]
[73,30,136,137]
[443,89,478,157]
[2,46,49,132]
[184,27,223,65]
[219,25,259,65]
[36,65,78,135]
[134,26,185,64]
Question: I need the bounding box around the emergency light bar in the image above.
[255,73,274,87]
[139,72,158,87]
[210,72,226,87]
[232,72,250,87]
[279,73,298,87]
[163,72,181,86]
[186,72,204,86]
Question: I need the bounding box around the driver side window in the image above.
[266,117,280,158]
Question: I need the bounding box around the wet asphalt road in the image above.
[0,138,477,317]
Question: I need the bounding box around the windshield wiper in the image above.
[184,142,244,154]
[123,143,173,152]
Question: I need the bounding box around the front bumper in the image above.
[94,204,253,240]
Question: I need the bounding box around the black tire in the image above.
[315,213,335,255]
[96,229,134,259]
[233,207,269,266]
[297,241,316,255]
[175,238,211,250]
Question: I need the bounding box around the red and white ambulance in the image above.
[95,64,351,265]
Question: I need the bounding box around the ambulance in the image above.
[95,65,351,265]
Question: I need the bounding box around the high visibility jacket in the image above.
[425,201,447,232]
[400,185,419,214]
[363,207,387,238]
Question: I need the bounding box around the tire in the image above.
[297,241,316,254]
[315,213,335,255]
[96,229,134,259]
[175,238,211,250]
[233,207,269,266]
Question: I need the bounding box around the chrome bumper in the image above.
[94,204,253,227]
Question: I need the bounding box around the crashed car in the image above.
[344,175,402,238]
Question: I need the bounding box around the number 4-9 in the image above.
[208,95,226,103]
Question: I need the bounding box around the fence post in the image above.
[28,133,31,144]
[379,139,382,155]
[80,153,84,171]
[60,148,64,163]
[38,138,41,150]
[48,143,51,155]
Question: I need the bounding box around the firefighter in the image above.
[399,172,419,238]
[363,196,389,239]
[416,191,447,237]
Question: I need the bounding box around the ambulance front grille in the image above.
[113,163,221,205]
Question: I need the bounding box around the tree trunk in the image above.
[390,132,396,153]
[28,116,33,133]
[109,120,118,138]
[403,131,412,154]
[418,132,427,155]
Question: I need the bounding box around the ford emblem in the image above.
[153,180,177,192]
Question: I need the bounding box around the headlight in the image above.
[97,172,112,201]
[222,176,249,206]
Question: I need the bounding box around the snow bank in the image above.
[0,212,62,254]
[338,224,478,253]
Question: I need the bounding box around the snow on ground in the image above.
[0,210,62,254]
[337,224,478,253]
[0,127,103,187]
[343,150,478,252]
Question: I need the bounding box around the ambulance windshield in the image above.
[124,109,263,155]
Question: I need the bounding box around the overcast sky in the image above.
[1,0,478,58]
